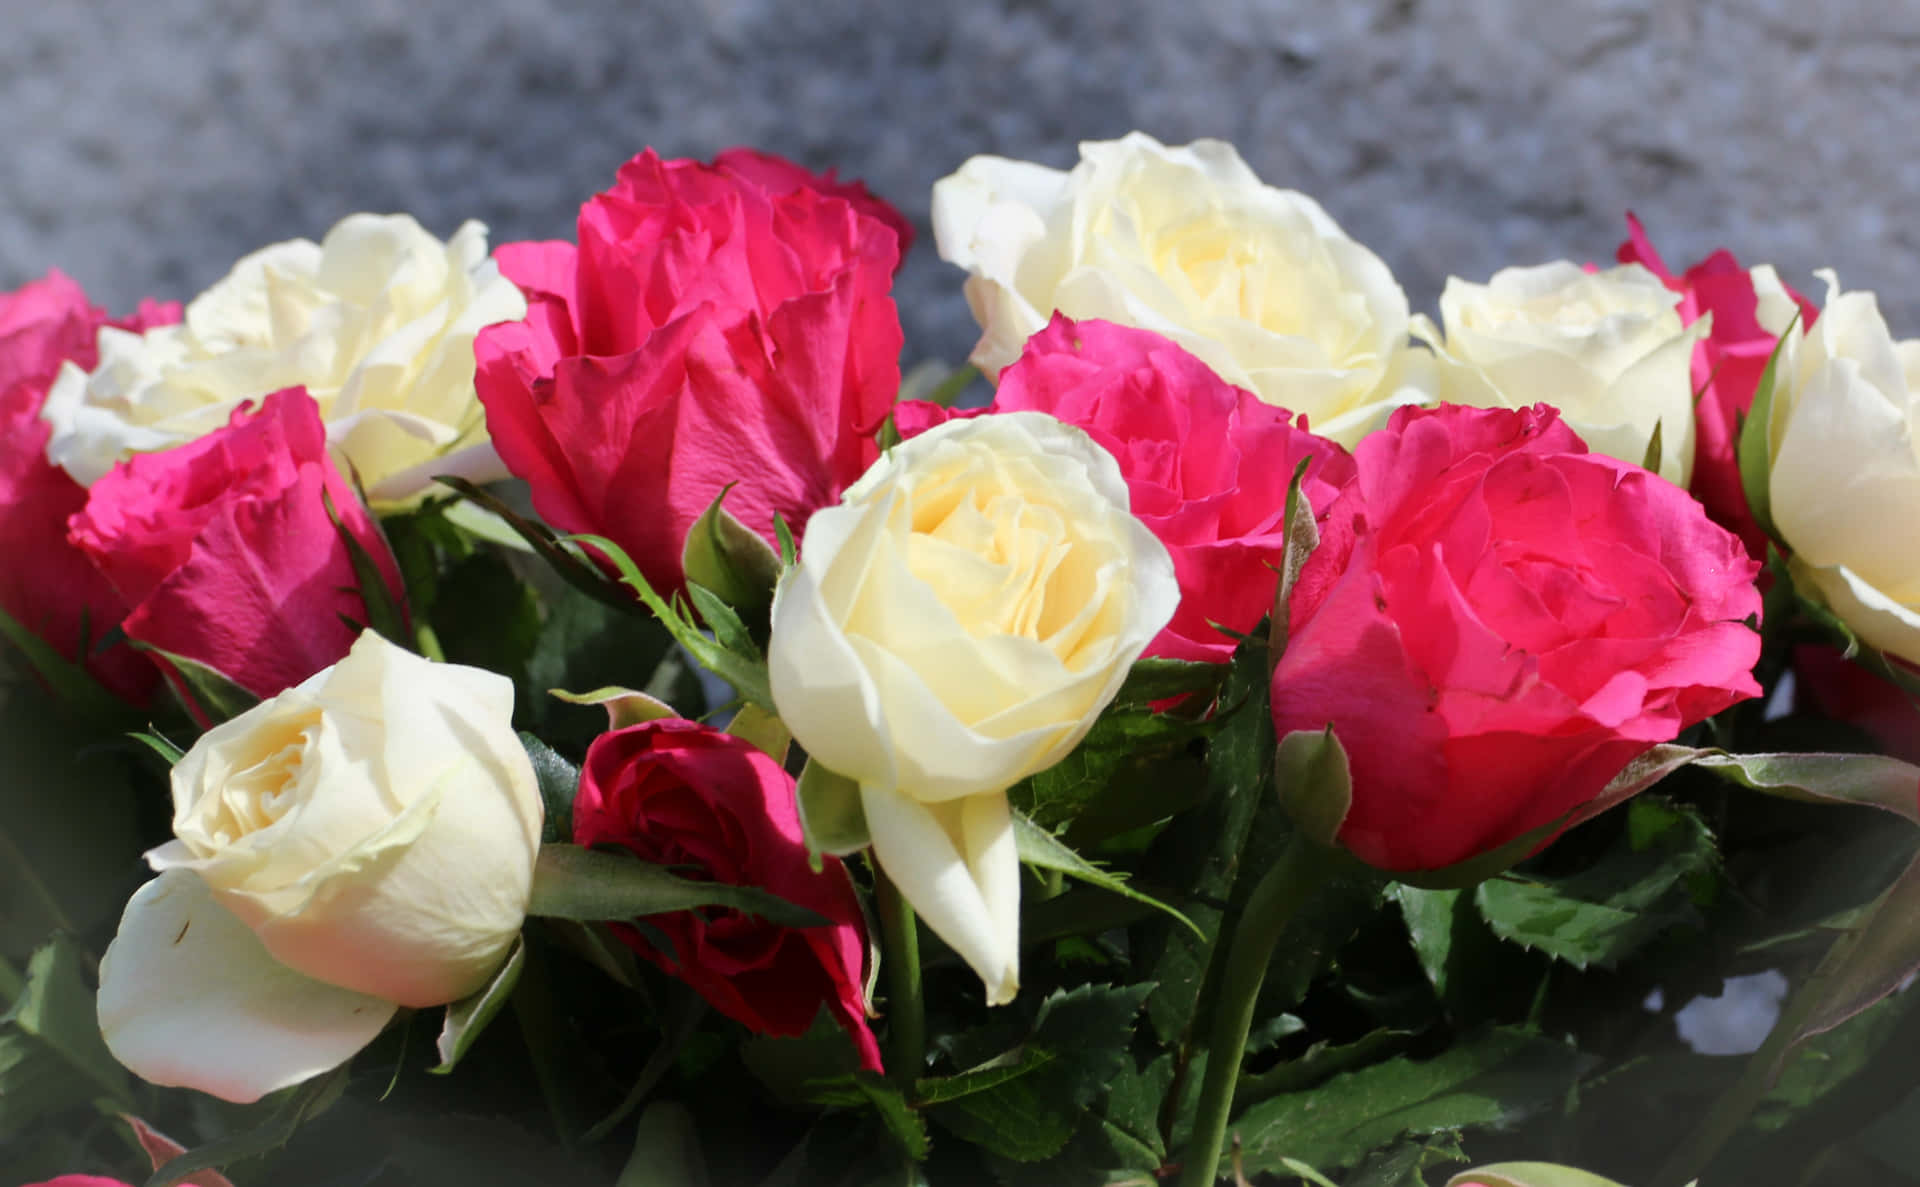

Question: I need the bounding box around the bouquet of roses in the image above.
[5,134,1919,1187]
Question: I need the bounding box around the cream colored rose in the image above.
[767,412,1178,1004]
[42,213,526,506]
[1766,272,1920,665]
[1412,262,1706,486]
[932,133,1430,445]
[98,631,542,1103]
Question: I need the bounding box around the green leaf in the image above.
[804,1070,931,1159]
[320,485,410,647]
[1229,1027,1581,1176]
[526,843,829,929]
[2,933,127,1102]
[1110,657,1231,708]
[0,602,122,718]
[1784,843,1920,1058]
[1756,988,1916,1131]
[569,532,775,710]
[1274,726,1351,847]
[436,476,636,612]
[134,644,260,725]
[680,484,782,612]
[1689,748,1920,825]
[796,760,870,866]
[424,549,543,686]
[1445,1163,1637,1187]
[615,1100,710,1187]
[431,936,524,1074]
[1012,702,1213,835]
[1471,796,1719,970]
[129,729,186,766]
[922,983,1155,1164]
[1013,813,1200,937]
[144,1062,350,1187]
[1235,1027,1416,1108]
[0,1031,93,1137]
[1734,312,1798,548]
[518,732,580,844]
[548,685,679,729]
[1267,456,1320,662]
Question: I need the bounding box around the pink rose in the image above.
[714,147,916,266]
[67,388,401,700]
[1617,214,1817,558]
[25,1178,133,1187]
[1271,404,1763,871]
[573,720,881,1071]
[0,271,177,701]
[897,316,1355,662]
[477,149,902,594]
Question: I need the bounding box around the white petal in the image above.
[861,786,1019,1005]
[98,870,395,1104]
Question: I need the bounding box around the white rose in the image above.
[1767,272,1920,665]
[1412,261,1706,486]
[932,132,1430,445]
[98,631,543,1103]
[42,213,527,506]
[767,412,1178,1004]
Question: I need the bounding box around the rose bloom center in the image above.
[197,710,324,848]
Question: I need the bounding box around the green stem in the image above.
[1653,969,1824,1187]
[414,620,447,663]
[873,863,925,1090]
[1176,835,1329,1187]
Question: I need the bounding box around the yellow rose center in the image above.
[202,710,322,847]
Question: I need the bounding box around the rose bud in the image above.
[573,720,881,1070]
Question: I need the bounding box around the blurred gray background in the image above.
[5,0,1917,364]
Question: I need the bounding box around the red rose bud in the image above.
[0,271,178,702]
[714,146,916,267]
[67,388,402,700]
[476,149,903,595]
[1617,214,1817,559]
[573,720,881,1072]
[898,315,1354,663]
[1270,403,1762,872]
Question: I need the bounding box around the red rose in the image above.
[476,149,902,594]
[0,271,178,701]
[897,315,1355,662]
[1792,645,1920,766]
[67,388,401,700]
[573,720,881,1071]
[1617,214,1817,558]
[714,147,916,267]
[1270,404,1762,871]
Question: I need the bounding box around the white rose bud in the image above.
[768,412,1179,1005]
[932,133,1430,446]
[97,631,543,1103]
[42,213,527,506]
[1412,261,1707,486]
[1767,272,1920,665]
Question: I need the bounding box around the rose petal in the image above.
[97,869,395,1104]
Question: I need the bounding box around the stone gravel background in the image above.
[5,0,1918,366]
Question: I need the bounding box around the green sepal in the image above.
[796,759,870,869]
[1734,311,1800,548]
[320,484,411,647]
[432,935,525,1074]
[0,603,123,719]
[132,643,260,725]
[1445,1162,1637,1187]
[1267,456,1320,668]
[680,483,783,612]
[548,685,679,730]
